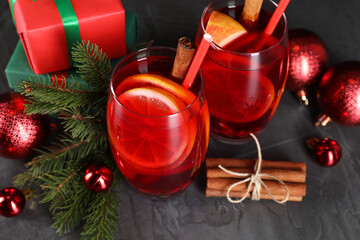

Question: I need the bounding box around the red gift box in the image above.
[9,0,127,75]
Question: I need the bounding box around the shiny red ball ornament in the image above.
[84,164,113,192]
[0,92,50,158]
[286,29,329,105]
[0,187,26,217]
[317,61,360,126]
[307,138,342,167]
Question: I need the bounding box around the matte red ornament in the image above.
[0,92,50,158]
[84,164,113,192]
[307,138,342,167]
[286,29,329,105]
[317,61,360,126]
[0,187,26,217]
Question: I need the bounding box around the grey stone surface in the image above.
[1,0,360,239]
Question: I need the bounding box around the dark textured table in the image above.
[1,0,360,239]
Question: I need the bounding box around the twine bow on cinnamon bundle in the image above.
[206,134,307,203]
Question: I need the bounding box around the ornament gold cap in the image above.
[315,113,332,127]
[296,89,309,106]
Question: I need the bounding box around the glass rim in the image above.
[200,0,288,56]
[109,46,205,119]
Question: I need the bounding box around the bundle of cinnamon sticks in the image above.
[206,158,306,202]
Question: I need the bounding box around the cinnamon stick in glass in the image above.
[242,0,263,22]
[171,37,196,80]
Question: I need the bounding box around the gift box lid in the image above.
[5,12,138,89]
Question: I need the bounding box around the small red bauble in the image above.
[0,187,26,217]
[317,61,360,126]
[84,164,113,192]
[0,92,50,158]
[286,29,329,105]
[307,138,342,167]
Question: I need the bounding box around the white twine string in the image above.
[218,133,289,204]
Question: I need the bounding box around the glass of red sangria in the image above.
[196,0,289,142]
[107,47,210,198]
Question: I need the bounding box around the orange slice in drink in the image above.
[117,73,197,105]
[116,85,196,170]
[205,11,247,48]
[119,86,186,116]
[208,72,275,123]
[231,73,275,122]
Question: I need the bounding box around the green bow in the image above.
[9,0,81,66]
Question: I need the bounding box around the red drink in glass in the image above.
[107,47,209,197]
[197,0,289,142]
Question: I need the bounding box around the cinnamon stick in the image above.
[242,0,263,22]
[171,37,196,80]
[207,178,306,196]
[206,158,306,171]
[206,188,303,202]
[207,167,306,183]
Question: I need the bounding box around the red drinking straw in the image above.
[264,0,291,36]
[253,0,291,51]
[182,33,213,89]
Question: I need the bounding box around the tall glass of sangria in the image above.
[196,0,289,142]
[107,47,210,197]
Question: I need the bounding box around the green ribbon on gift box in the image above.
[9,0,81,66]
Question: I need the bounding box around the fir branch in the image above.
[52,186,91,235]
[13,40,118,240]
[16,78,102,110]
[27,137,88,167]
[37,166,90,235]
[81,178,120,240]
[62,117,106,142]
[59,105,107,142]
[25,134,107,179]
[24,101,65,115]
[13,171,34,189]
[72,41,112,91]
[39,167,83,211]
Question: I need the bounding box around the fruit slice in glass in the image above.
[116,84,196,170]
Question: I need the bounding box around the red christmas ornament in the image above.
[307,138,342,167]
[316,61,360,126]
[0,187,26,217]
[286,29,329,105]
[0,92,50,158]
[84,164,113,192]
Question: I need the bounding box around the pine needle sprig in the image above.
[62,118,106,142]
[39,166,84,209]
[16,77,101,112]
[81,183,120,240]
[82,153,121,240]
[13,171,34,189]
[59,104,107,142]
[13,41,120,239]
[51,185,91,235]
[72,40,112,91]
[25,133,106,176]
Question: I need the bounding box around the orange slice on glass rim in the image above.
[205,10,247,48]
[116,85,196,170]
